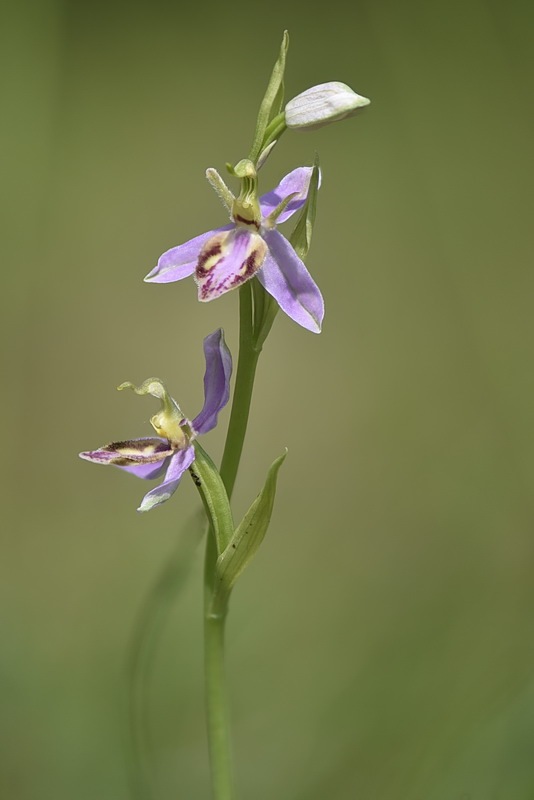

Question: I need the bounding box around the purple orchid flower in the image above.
[145,167,324,334]
[79,329,232,512]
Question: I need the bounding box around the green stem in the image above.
[219,283,261,498]
[204,282,263,800]
[259,112,287,156]
[204,530,234,800]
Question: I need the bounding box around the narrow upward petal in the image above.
[137,446,195,512]
[145,226,232,284]
[195,228,267,301]
[192,329,232,435]
[258,229,324,333]
[259,167,316,224]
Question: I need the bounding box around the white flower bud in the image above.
[285,81,370,130]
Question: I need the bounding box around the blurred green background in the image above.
[2,0,533,797]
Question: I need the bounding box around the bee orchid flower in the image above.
[145,165,324,333]
[79,329,232,512]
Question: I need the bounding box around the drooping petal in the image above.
[145,226,232,284]
[79,437,174,466]
[195,228,267,302]
[137,446,195,512]
[118,459,168,480]
[258,229,324,333]
[192,329,232,435]
[259,167,316,224]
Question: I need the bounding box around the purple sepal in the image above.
[119,460,168,480]
[192,329,232,435]
[137,446,195,512]
[80,448,121,465]
[258,229,324,333]
[145,225,233,284]
[259,167,315,224]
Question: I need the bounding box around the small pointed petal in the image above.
[145,226,232,284]
[192,329,232,435]
[258,229,324,333]
[205,168,235,212]
[137,446,195,512]
[79,437,174,466]
[259,167,317,224]
[195,228,267,301]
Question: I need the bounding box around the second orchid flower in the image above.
[79,329,232,512]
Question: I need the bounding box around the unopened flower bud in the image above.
[285,82,370,130]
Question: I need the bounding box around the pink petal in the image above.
[195,228,267,301]
[258,229,324,333]
[259,167,316,224]
[192,329,232,435]
[145,225,232,284]
[137,446,195,512]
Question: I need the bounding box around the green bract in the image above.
[191,442,234,554]
[290,156,320,261]
[210,450,287,617]
[248,31,289,165]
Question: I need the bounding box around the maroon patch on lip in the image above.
[234,214,260,229]
[199,277,214,300]
[197,242,222,276]
[243,251,259,277]
[196,230,267,301]
[230,250,259,288]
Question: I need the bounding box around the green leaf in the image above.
[248,31,289,164]
[190,442,234,554]
[289,154,320,261]
[211,450,287,615]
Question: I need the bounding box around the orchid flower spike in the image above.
[145,163,324,333]
[79,329,232,512]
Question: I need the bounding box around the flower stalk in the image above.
[202,283,257,800]
[220,282,260,498]
[79,28,370,800]
[204,608,235,800]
